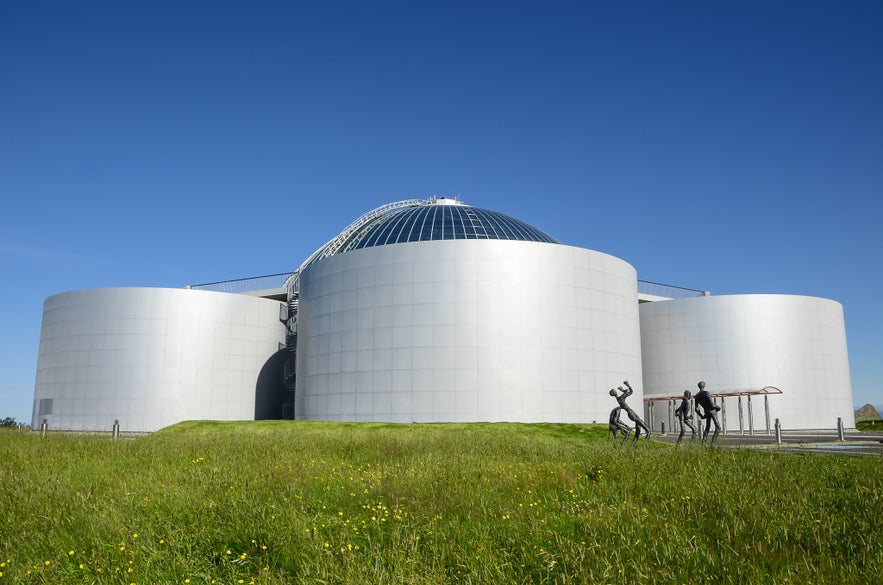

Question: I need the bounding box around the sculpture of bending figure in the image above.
[609,380,650,444]
[608,406,631,447]
[694,381,721,445]
[674,390,696,446]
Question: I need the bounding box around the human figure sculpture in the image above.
[608,406,632,447]
[674,390,696,446]
[694,380,721,445]
[609,380,650,444]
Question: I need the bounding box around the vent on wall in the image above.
[37,398,53,416]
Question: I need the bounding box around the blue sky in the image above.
[2,1,881,422]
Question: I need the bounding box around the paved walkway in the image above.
[652,428,883,456]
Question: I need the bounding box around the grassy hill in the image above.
[1,421,882,584]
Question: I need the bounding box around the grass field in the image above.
[857,419,883,431]
[1,421,882,584]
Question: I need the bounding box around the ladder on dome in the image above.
[463,207,489,238]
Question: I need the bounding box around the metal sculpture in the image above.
[609,380,650,444]
[608,406,632,447]
[674,390,697,445]
[694,380,721,445]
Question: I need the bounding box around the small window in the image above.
[38,398,53,416]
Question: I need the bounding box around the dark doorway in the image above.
[254,349,292,420]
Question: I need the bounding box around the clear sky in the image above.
[2,1,881,423]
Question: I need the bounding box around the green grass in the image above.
[2,421,882,584]
[857,419,883,431]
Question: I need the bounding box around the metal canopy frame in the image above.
[643,385,783,403]
[644,386,784,437]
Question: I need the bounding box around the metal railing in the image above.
[638,280,707,299]
[187,272,293,294]
[189,274,705,301]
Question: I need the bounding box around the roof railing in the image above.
[187,272,292,294]
[638,280,707,299]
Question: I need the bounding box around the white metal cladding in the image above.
[294,239,643,423]
[639,294,854,430]
[32,288,286,432]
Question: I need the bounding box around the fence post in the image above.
[764,395,771,435]
[738,396,744,435]
[747,396,755,435]
[721,397,727,435]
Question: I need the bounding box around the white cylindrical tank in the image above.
[639,294,854,430]
[32,287,286,432]
[295,239,643,423]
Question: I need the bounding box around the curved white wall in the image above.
[295,240,642,423]
[640,294,854,430]
[32,288,287,432]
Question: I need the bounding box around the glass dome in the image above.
[289,198,559,290]
[341,199,558,251]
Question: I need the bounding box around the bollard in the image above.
[775,418,782,445]
[661,421,666,435]
[112,419,120,440]
[41,418,48,437]
[837,417,845,441]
